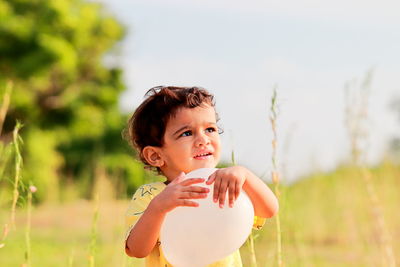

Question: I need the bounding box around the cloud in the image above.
[105,0,400,26]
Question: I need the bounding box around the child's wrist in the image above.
[242,168,253,191]
[149,196,168,215]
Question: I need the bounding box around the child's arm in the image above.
[126,174,209,258]
[206,166,278,218]
[242,169,279,218]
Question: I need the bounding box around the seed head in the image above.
[29,186,37,193]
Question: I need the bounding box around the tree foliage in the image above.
[0,0,146,201]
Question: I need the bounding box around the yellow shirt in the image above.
[125,182,266,267]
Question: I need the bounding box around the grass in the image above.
[1,163,399,266]
[0,199,134,266]
[10,122,23,231]
[344,69,396,266]
[88,193,99,267]
[23,184,36,267]
[249,163,400,267]
[269,86,283,267]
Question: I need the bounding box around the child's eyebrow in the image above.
[173,125,190,136]
[172,122,216,136]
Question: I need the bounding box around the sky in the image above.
[98,0,400,183]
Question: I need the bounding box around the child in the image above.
[124,86,279,266]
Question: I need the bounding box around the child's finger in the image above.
[178,199,199,207]
[213,176,222,203]
[182,186,209,193]
[206,172,216,185]
[180,178,205,186]
[218,180,229,208]
[235,181,241,200]
[179,192,208,199]
[228,183,235,208]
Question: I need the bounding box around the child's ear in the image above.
[142,146,164,167]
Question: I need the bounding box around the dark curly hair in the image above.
[123,86,221,173]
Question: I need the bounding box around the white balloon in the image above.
[160,168,254,267]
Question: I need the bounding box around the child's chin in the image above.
[195,162,217,169]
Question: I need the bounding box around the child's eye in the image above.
[180,130,192,137]
[205,127,217,133]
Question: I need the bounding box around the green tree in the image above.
[0,0,145,202]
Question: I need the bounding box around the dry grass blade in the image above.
[10,121,23,231]
[269,86,283,267]
[24,184,36,267]
[344,69,396,267]
[88,193,100,267]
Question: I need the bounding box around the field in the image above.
[1,162,399,267]
[3,1,400,266]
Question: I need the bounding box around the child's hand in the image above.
[206,166,247,208]
[151,172,209,214]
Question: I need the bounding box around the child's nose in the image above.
[195,133,210,147]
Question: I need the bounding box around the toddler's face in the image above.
[158,104,221,180]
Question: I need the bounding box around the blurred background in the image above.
[0,0,399,266]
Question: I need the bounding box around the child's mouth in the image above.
[194,152,212,159]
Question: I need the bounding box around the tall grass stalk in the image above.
[68,247,75,267]
[247,233,258,267]
[360,167,396,267]
[269,87,283,267]
[344,70,396,267]
[0,141,13,184]
[24,185,36,267]
[10,121,23,231]
[231,145,258,267]
[0,223,9,249]
[88,193,99,267]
